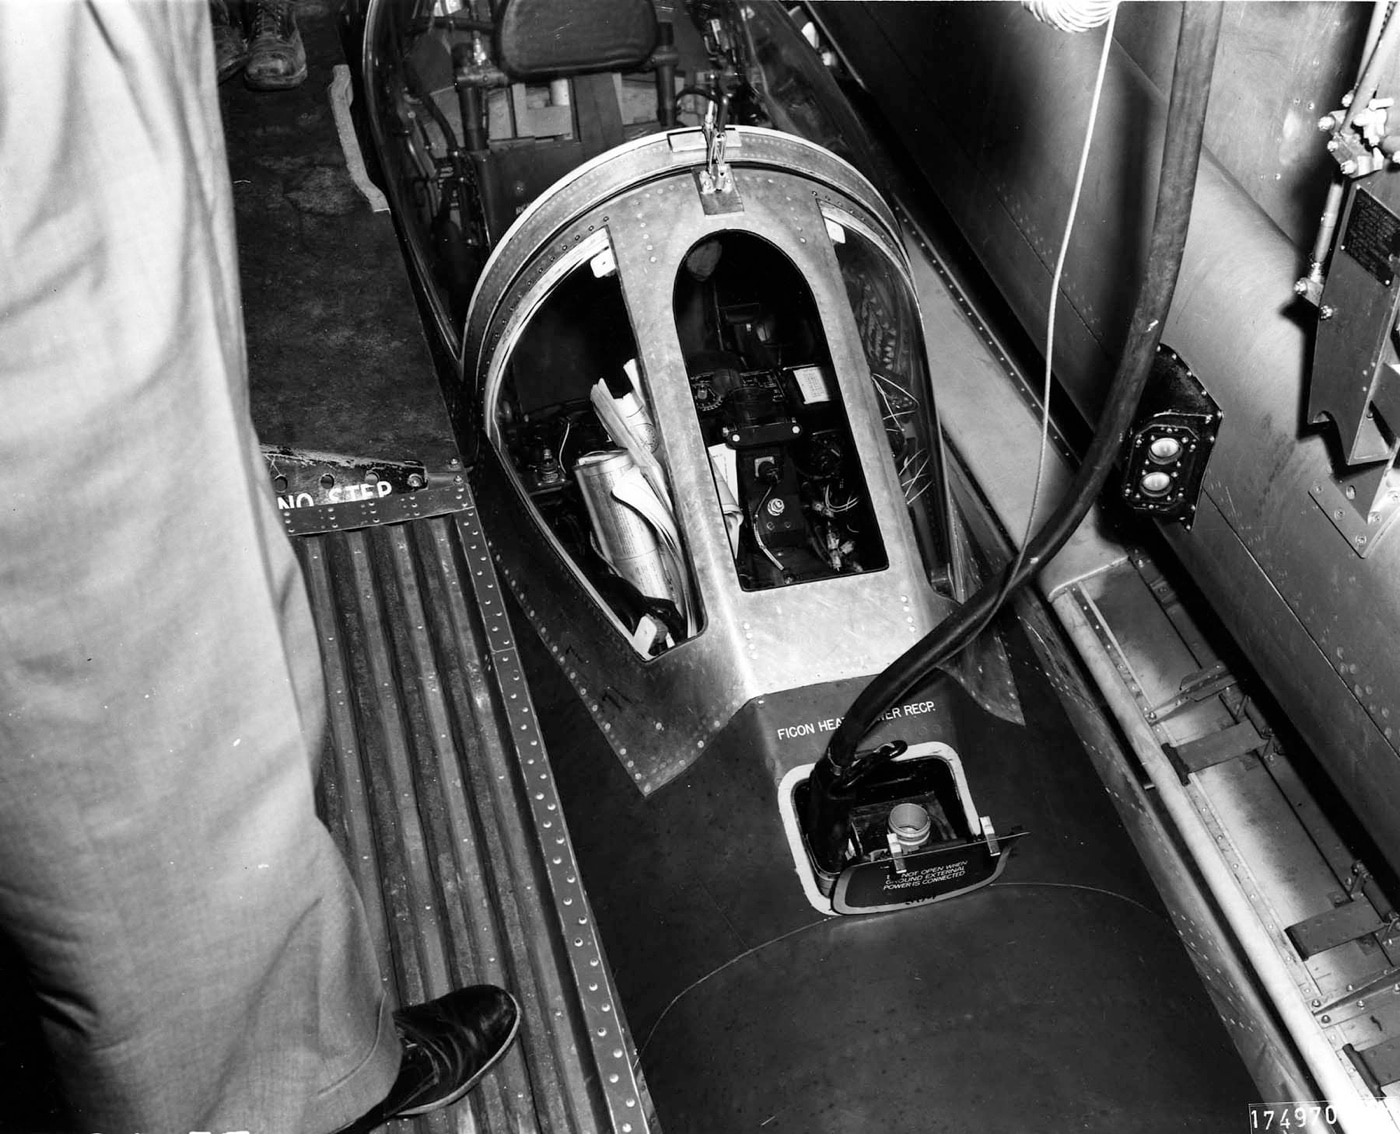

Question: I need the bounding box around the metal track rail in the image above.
[285,484,655,1134]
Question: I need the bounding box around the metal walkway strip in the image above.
[292,490,654,1133]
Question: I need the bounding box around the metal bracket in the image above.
[1345,1037,1400,1097]
[1310,181,1400,465]
[886,832,908,875]
[1309,463,1400,557]
[1162,719,1264,784]
[694,167,742,214]
[1118,346,1220,529]
[1311,963,1400,1027]
[980,814,1000,858]
[694,102,742,213]
[1143,662,1235,724]
[262,445,431,508]
[1287,897,1388,959]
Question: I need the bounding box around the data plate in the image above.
[831,831,1024,914]
[1341,189,1400,288]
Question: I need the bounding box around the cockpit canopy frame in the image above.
[458,127,959,791]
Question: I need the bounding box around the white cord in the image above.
[752,485,788,574]
[1007,4,1119,584]
[559,416,573,466]
[1023,0,1117,34]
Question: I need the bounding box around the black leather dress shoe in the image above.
[332,985,520,1133]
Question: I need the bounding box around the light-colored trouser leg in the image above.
[0,2,399,1130]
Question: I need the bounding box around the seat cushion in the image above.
[495,0,658,81]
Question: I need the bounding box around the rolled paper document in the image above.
[591,378,671,510]
[708,443,743,557]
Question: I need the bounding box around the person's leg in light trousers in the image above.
[0,2,400,1129]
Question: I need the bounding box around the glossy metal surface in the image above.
[463,127,958,792]
[814,0,1400,881]
[1309,180,1400,465]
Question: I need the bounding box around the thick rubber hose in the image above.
[824,1,1224,779]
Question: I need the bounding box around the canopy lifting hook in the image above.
[699,95,733,196]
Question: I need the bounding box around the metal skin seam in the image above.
[461,133,952,795]
[891,199,1080,470]
[1056,584,1389,1132]
[452,503,652,1133]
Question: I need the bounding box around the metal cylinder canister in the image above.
[888,802,932,852]
[574,450,676,603]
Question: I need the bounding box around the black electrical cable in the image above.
[403,57,462,155]
[821,1,1224,783]
[676,85,720,107]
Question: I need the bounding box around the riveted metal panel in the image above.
[814,0,1400,882]
[463,127,959,792]
[296,490,654,1133]
[460,127,905,446]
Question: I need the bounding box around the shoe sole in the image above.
[397,992,523,1118]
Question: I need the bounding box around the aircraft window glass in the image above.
[673,231,889,591]
[822,210,949,584]
[365,10,492,356]
[493,239,701,658]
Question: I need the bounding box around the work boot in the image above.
[211,0,248,83]
[331,985,520,1134]
[244,0,307,91]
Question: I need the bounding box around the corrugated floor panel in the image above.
[290,487,655,1134]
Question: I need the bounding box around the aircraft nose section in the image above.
[461,128,967,791]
